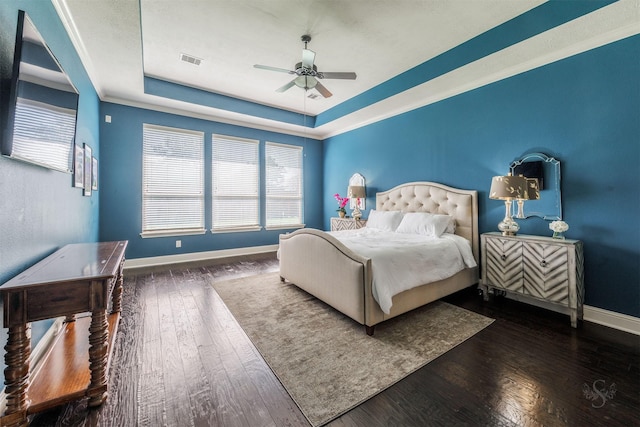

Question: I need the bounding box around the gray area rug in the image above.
[211,272,494,426]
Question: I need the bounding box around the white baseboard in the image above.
[583,305,640,336]
[0,317,65,413]
[124,244,279,270]
[503,293,640,335]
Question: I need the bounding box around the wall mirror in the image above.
[2,10,79,173]
[510,152,562,220]
[348,173,365,211]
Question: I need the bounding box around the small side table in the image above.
[330,217,367,231]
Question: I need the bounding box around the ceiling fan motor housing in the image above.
[295,62,318,75]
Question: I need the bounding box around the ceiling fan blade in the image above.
[301,48,315,69]
[318,71,357,80]
[314,80,333,98]
[276,79,297,93]
[254,64,295,74]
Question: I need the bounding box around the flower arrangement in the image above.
[549,220,569,239]
[334,193,350,216]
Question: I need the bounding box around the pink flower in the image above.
[334,193,349,210]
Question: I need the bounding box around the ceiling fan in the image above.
[254,35,356,98]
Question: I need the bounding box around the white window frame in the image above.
[141,124,205,238]
[265,141,304,230]
[211,134,261,233]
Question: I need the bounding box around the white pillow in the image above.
[366,210,404,232]
[445,218,456,234]
[395,212,454,237]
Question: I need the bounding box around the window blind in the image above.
[265,142,303,228]
[142,124,204,235]
[11,98,75,172]
[212,134,260,231]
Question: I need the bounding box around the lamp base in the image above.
[497,199,519,236]
[352,206,362,220]
[498,218,520,236]
[516,199,525,219]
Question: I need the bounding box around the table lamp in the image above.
[489,174,528,235]
[347,185,366,220]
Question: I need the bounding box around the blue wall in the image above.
[99,102,323,259]
[324,35,640,318]
[0,1,100,384]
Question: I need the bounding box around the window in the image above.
[212,134,260,232]
[142,124,204,236]
[265,142,303,228]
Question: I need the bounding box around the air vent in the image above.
[180,53,202,66]
[307,93,320,100]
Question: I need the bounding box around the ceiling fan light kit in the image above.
[295,75,317,90]
[254,34,356,98]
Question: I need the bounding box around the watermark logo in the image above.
[583,380,616,408]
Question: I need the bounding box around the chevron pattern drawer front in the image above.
[330,218,367,231]
[484,237,523,293]
[523,242,569,303]
[480,232,584,328]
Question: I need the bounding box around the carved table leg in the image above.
[111,269,124,314]
[3,324,31,427]
[87,310,109,407]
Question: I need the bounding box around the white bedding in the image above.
[329,228,477,314]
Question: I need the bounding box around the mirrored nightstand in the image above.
[330,217,367,231]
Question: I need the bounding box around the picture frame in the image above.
[91,157,98,191]
[73,143,84,188]
[83,143,92,196]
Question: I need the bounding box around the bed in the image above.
[278,181,479,335]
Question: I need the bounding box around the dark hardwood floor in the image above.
[30,254,639,426]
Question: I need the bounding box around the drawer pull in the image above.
[540,260,547,267]
[501,254,507,261]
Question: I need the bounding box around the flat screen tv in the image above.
[1,10,79,173]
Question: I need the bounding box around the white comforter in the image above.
[329,228,477,314]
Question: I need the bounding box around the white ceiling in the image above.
[53,0,639,139]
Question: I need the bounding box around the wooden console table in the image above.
[0,241,128,427]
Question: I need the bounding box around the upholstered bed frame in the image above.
[278,181,479,335]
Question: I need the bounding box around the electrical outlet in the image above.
[105,115,111,123]
[176,240,181,248]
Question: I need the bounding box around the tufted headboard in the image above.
[376,182,479,261]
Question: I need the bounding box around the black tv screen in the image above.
[1,10,79,173]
